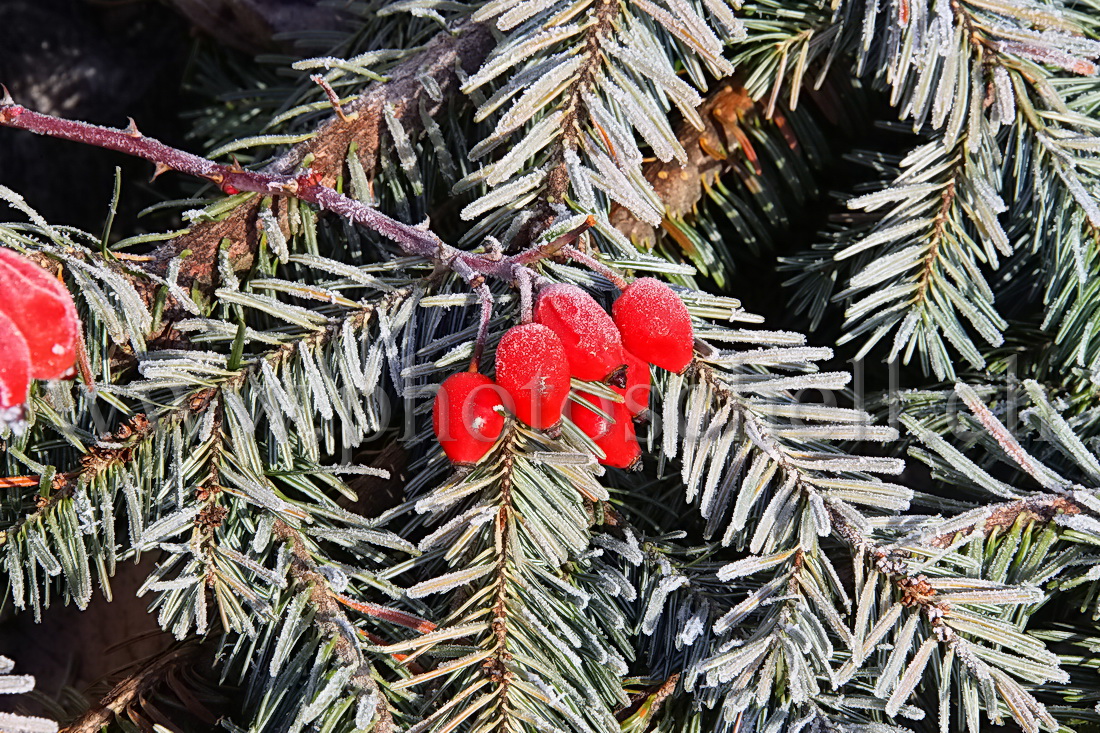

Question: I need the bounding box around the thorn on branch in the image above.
[482,236,504,262]
[0,101,639,373]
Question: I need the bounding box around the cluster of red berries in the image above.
[432,278,694,469]
[0,249,80,427]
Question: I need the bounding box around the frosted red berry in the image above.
[567,391,642,470]
[612,277,694,374]
[494,323,571,429]
[0,249,80,380]
[534,283,625,383]
[616,349,651,417]
[0,309,31,427]
[432,372,506,465]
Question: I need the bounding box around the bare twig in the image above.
[0,102,595,307]
[0,21,495,340]
[561,244,628,290]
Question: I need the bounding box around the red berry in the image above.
[0,249,79,380]
[612,277,694,374]
[494,323,571,429]
[534,284,625,383]
[0,309,31,427]
[432,372,506,465]
[567,391,641,470]
[616,349,651,417]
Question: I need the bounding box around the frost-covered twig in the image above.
[3,21,495,335]
[0,101,618,370]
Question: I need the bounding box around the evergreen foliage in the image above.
[2,1,1100,732]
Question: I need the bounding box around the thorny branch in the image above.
[163,19,493,296]
[0,96,608,338]
[0,95,607,382]
[0,90,606,557]
[1,20,495,337]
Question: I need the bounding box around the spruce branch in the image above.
[827,499,1067,732]
[539,0,624,209]
[269,519,398,732]
[0,280,418,623]
[457,0,742,249]
[0,293,394,544]
[817,378,1100,730]
[0,413,154,544]
[732,0,838,108]
[395,421,629,732]
[788,128,1012,380]
[923,494,1084,548]
[780,0,1100,378]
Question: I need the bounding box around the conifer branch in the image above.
[271,519,396,732]
[924,494,1084,548]
[828,504,1065,731]
[1,413,154,540]
[8,2,1100,730]
[483,446,518,720]
[458,0,740,249]
[0,292,403,539]
[694,359,906,540]
[541,0,623,209]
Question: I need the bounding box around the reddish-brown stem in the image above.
[0,101,575,303]
[517,269,535,324]
[470,283,494,372]
[0,475,41,488]
[311,74,353,123]
[334,592,437,633]
[74,322,95,389]
[0,105,277,194]
[560,244,628,290]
